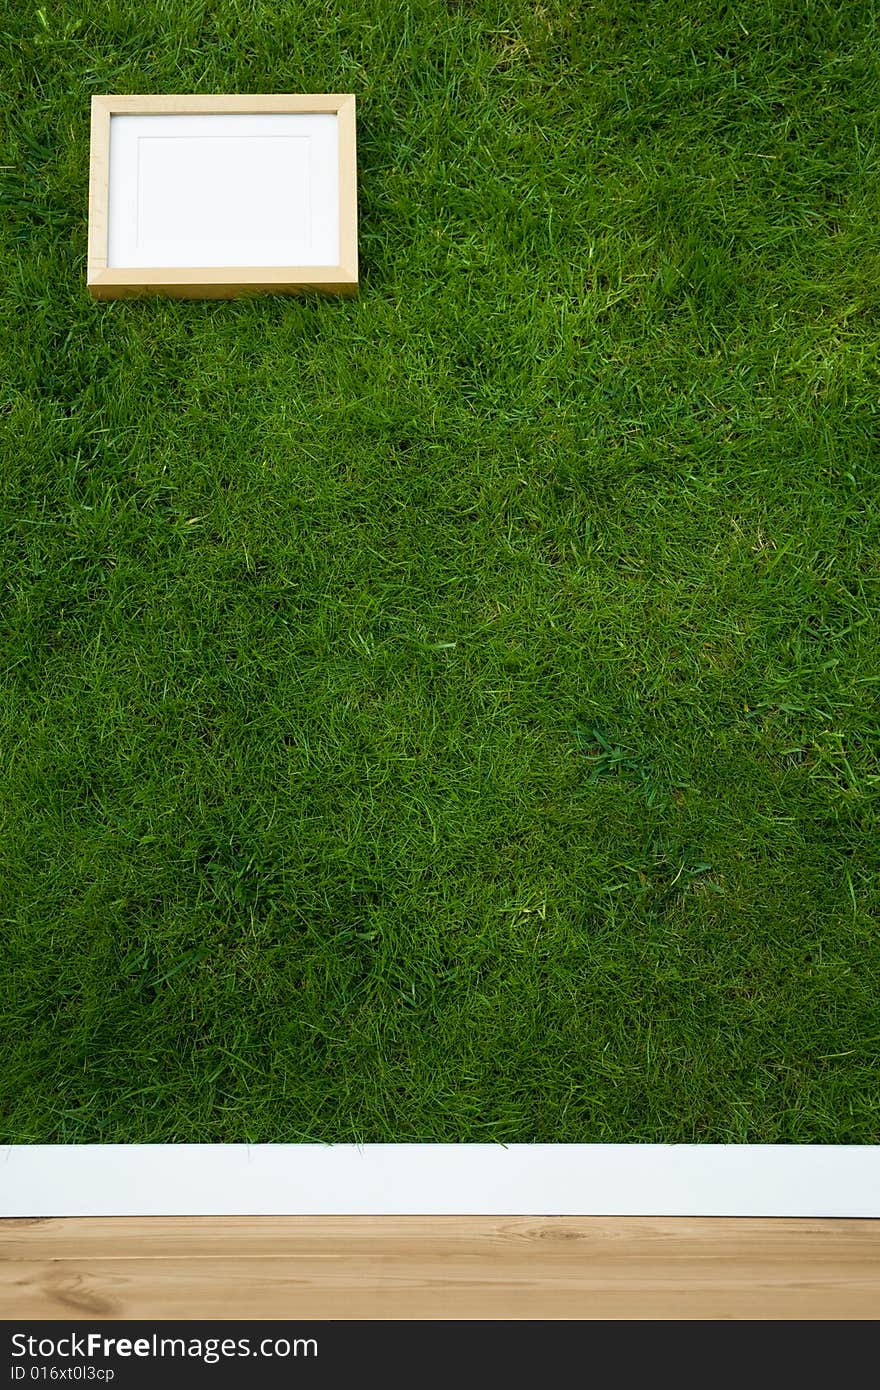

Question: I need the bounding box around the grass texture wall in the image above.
[1,0,878,1142]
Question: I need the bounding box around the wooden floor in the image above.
[2,1216,879,1319]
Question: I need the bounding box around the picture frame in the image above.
[87,93,358,299]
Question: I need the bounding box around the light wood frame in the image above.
[87,94,358,299]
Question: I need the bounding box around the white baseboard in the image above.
[2,1144,878,1217]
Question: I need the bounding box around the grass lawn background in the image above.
[1,0,878,1144]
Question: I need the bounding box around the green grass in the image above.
[1,0,879,1144]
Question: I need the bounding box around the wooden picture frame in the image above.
[87,94,358,299]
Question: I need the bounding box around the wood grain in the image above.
[86,96,111,280]
[87,268,359,300]
[94,94,351,114]
[2,1217,878,1319]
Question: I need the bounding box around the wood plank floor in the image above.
[2,1216,879,1319]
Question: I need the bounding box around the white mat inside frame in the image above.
[2,1144,878,1218]
[107,112,341,270]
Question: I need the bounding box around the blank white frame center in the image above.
[88,95,358,299]
[108,112,339,269]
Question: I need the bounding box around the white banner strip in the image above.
[2,1144,878,1217]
